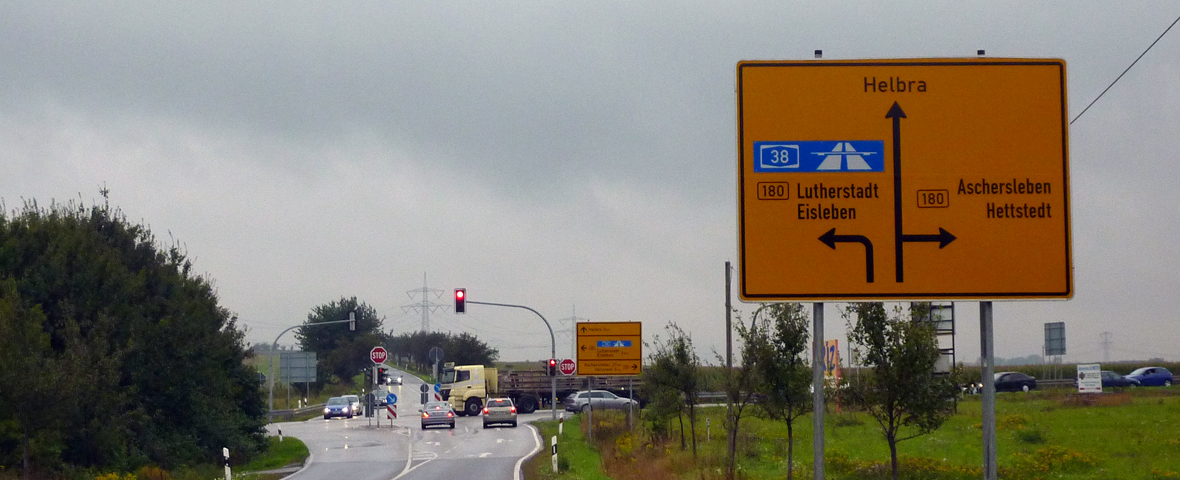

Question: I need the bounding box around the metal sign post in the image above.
[812,303,825,480]
[981,302,997,480]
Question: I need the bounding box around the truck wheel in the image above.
[465,398,483,416]
[517,396,538,414]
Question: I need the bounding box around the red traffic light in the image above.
[454,288,466,314]
[548,358,557,376]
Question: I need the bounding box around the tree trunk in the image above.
[786,421,795,480]
[677,411,686,450]
[689,403,697,458]
[727,410,738,480]
[888,433,899,480]
[22,433,30,480]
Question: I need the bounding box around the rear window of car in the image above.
[489,399,513,407]
[426,402,448,410]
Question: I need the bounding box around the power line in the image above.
[1071,13,1180,125]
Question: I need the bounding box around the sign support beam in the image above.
[980,301,997,480]
[812,303,825,480]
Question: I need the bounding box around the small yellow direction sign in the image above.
[736,58,1072,300]
[576,322,642,376]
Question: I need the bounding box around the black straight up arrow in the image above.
[888,101,957,282]
[819,228,874,283]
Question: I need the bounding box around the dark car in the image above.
[994,372,1036,392]
[420,401,456,429]
[1100,370,1140,388]
[323,396,353,419]
[1126,367,1173,387]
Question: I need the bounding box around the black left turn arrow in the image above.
[819,228,875,283]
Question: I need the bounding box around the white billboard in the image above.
[1077,363,1101,394]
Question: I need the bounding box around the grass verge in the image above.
[525,417,611,480]
[241,436,310,472]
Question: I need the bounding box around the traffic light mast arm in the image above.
[267,314,357,416]
[466,300,558,420]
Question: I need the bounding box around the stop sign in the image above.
[559,358,576,376]
[370,346,388,364]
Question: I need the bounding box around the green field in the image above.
[556,388,1180,480]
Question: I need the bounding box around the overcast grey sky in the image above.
[3,2,1178,365]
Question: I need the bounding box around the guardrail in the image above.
[268,403,325,422]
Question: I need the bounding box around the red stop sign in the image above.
[559,359,576,376]
[370,347,388,364]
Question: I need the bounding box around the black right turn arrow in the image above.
[819,228,875,283]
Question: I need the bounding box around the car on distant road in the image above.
[482,397,518,428]
[994,372,1037,393]
[1100,371,1140,388]
[344,395,361,414]
[1126,367,1173,387]
[394,375,403,385]
[323,397,353,419]
[421,401,456,429]
[564,390,639,413]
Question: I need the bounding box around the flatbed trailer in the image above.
[441,364,642,416]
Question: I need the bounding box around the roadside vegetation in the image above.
[535,309,1180,480]
[538,383,1180,479]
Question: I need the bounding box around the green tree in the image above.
[0,199,266,475]
[296,297,384,383]
[841,303,958,480]
[644,323,700,457]
[741,303,812,480]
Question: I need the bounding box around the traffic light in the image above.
[364,367,372,385]
[548,358,557,376]
[377,366,390,385]
[454,288,466,314]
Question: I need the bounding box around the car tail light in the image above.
[447,412,454,418]
[422,412,430,418]
[483,407,489,415]
[511,406,517,413]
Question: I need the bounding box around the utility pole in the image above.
[1100,331,1113,362]
[402,272,449,332]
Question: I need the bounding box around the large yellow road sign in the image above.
[737,58,1072,300]
[576,322,642,376]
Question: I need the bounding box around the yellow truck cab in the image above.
[447,365,497,416]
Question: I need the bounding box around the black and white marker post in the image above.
[551,435,558,473]
[223,447,231,480]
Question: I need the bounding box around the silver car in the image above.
[482,398,517,428]
[563,390,638,413]
[420,401,456,429]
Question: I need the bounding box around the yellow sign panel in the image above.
[576,322,642,376]
[736,58,1072,300]
[579,360,642,376]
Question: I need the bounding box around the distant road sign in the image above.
[386,393,397,405]
[737,58,1072,300]
[419,383,428,393]
[428,346,444,364]
[576,322,642,376]
[434,383,441,393]
[370,347,388,364]
[559,359,576,376]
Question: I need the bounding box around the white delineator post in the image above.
[559,413,564,435]
[223,447,231,480]
[551,436,558,473]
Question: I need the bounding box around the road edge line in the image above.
[514,422,543,480]
[282,451,314,479]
